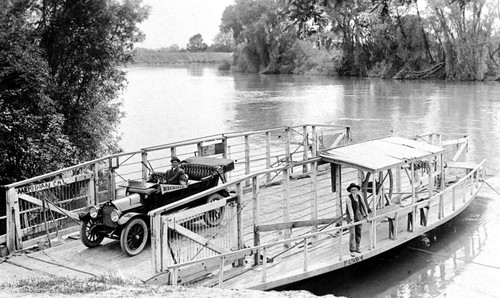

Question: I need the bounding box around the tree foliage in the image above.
[187,34,208,52]
[0,0,149,184]
[212,30,235,52]
[218,0,500,79]
[0,3,74,183]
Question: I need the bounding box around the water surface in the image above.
[120,65,500,297]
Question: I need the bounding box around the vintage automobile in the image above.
[79,156,235,256]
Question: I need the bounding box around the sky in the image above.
[136,0,235,49]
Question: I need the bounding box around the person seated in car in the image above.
[165,157,188,187]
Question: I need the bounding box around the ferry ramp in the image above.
[1,235,154,284]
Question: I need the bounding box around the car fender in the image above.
[218,189,230,197]
[117,212,147,226]
[79,211,91,221]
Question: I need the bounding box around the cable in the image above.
[484,180,500,197]
[407,246,500,270]
[25,253,98,277]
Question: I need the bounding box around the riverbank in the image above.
[0,274,338,298]
[133,49,232,65]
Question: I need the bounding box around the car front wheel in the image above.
[80,218,104,248]
[120,217,148,256]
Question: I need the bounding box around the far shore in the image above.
[133,50,232,65]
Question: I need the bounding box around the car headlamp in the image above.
[89,206,99,219]
[110,209,121,222]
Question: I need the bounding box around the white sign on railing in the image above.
[15,173,93,194]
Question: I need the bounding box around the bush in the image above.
[218,59,232,71]
[289,40,341,76]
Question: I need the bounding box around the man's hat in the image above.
[170,157,181,163]
[346,183,361,192]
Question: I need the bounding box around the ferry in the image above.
[1,125,485,290]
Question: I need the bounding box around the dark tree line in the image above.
[220,0,500,80]
[0,0,149,184]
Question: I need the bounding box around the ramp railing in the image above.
[1,124,349,254]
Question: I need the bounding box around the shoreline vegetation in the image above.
[132,48,500,81]
[133,49,232,66]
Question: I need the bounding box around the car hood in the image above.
[111,193,143,212]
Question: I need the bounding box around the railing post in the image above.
[396,167,402,205]
[197,142,203,157]
[372,172,377,248]
[89,162,97,205]
[468,174,473,196]
[338,227,343,261]
[218,256,225,286]
[452,186,456,211]
[311,160,318,235]
[151,213,161,273]
[266,132,271,183]
[285,127,291,165]
[252,176,260,265]
[283,167,291,247]
[171,268,178,286]
[344,127,351,145]
[222,136,228,159]
[311,126,317,156]
[6,187,21,253]
[170,147,176,160]
[428,157,433,201]
[262,247,267,282]
[236,182,245,267]
[303,236,309,272]
[245,135,250,187]
[141,151,149,183]
[394,212,399,239]
[302,125,309,173]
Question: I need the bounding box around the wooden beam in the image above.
[256,217,343,232]
[451,141,467,162]
[18,194,79,221]
[441,137,467,146]
[168,221,229,254]
[166,197,227,222]
[331,132,346,148]
[175,249,254,285]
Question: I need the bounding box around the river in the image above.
[120,64,500,297]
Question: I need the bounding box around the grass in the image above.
[0,275,324,297]
[0,275,179,295]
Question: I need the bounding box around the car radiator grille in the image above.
[102,205,118,228]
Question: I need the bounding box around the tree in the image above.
[426,0,498,80]
[0,2,75,183]
[220,0,281,72]
[0,0,150,184]
[187,34,208,52]
[212,30,235,52]
[39,0,150,161]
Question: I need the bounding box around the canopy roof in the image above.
[320,136,444,172]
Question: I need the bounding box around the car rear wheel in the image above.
[80,218,104,248]
[203,193,226,227]
[120,217,148,256]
